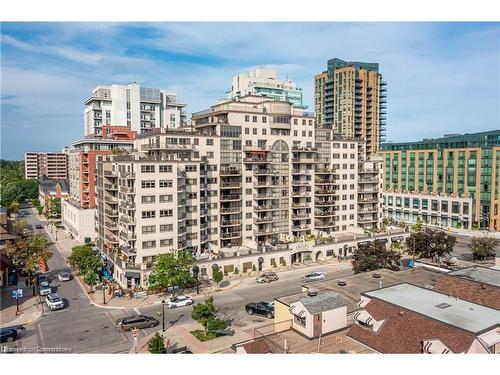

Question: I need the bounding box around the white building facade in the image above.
[84,84,186,136]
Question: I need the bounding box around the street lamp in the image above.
[161,299,166,332]
[192,265,200,294]
[103,280,106,305]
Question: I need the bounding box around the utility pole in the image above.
[412,235,416,268]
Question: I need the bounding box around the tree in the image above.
[31,199,40,208]
[147,250,195,292]
[13,219,31,237]
[470,236,498,260]
[83,270,100,291]
[68,245,94,269]
[405,229,456,260]
[0,160,39,206]
[206,316,227,334]
[412,217,423,233]
[148,332,165,354]
[45,197,61,219]
[9,200,20,214]
[212,268,223,289]
[191,297,217,334]
[352,240,402,274]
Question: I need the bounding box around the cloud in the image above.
[1,22,499,159]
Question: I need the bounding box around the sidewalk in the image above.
[0,278,44,327]
[131,321,253,354]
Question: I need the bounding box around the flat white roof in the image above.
[364,283,500,333]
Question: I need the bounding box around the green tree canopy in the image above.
[148,332,165,354]
[212,268,223,288]
[405,229,456,259]
[0,160,38,206]
[147,250,195,291]
[206,316,227,334]
[191,297,217,333]
[470,236,498,259]
[352,240,402,274]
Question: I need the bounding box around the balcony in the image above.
[291,191,309,198]
[292,213,309,219]
[253,194,274,199]
[254,205,279,212]
[291,157,315,163]
[254,169,272,175]
[315,200,336,206]
[105,208,118,217]
[315,211,336,217]
[291,169,309,175]
[220,207,241,214]
[220,168,241,176]
[221,232,241,239]
[220,194,241,201]
[120,185,135,194]
[120,171,136,179]
[119,216,136,225]
[254,228,279,236]
[315,221,336,228]
[221,220,241,227]
[315,190,336,195]
[291,203,309,209]
[244,157,269,164]
[120,201,135,209]
[254,216,275,223]
[253,181,280,188]
[291,180,310,186]
[220,182,241,189]
[105,183,118,190]
[316,168,337,174]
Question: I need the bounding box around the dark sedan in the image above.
[0,325,26,343]
[245,302,274,319]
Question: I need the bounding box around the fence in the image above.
[233,320,292,353]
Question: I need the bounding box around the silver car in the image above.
[45,293,64,310]
[39,281,51,296]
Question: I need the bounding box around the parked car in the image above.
[166,295,193,308]
[38,281,51,296]
[337,280,347,287]
[256,271,279,283]
[116,315,159,331]
[0,325,26,343]
[57,272,71,282]
[35,224,43,229]
[302,272,326,282]
[245,302,274,319]
[45,293,64,310]
[37,274,48,284]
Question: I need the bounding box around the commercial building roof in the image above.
[448,266,500,288]
[363,283,500,334]
[299,291,348,315]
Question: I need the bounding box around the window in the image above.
[206,139,214,146]
[159,195,173,203]
[245,115,250,122]
[294,315,306,327]
[159,165,172,173]
[245,128,250,134]
[159,180,173,188]
[160,209,173,217]
[252,116,257,123]
[302,119,306,126]
[141,180,155,189]
[262,129,267,135]
[141,165,155,173]
[253,128,257,135]
[160,224,173,232]
[142,211,156,219]
[293,119,298,125]
[160,239,174,247]
[262,116,267,123]
[141,195,156,204]
[142,240,156,249]
[142,225,156,234]
[186,165,197,172]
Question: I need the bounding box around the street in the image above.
[3,207,353,353]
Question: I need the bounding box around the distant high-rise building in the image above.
[226,67,306,108]
[381,130,500,231]
[314,58,386,158]
[24,152,68,180]
[84,83,186,136]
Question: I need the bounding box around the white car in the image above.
[166,295,193,308]
[57,272,71,282]
[38,281,51,296]
[303,272,326,282]
[45,293,64,310]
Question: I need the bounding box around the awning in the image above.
[354,310,374,325]
[479,329,500,347]
[124,271,141,279]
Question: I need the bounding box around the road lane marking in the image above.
[133,307,140,315]
[36,324,46,347]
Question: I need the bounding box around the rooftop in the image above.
[448,266,500,287]
[363,283,500,333]
[299,290,348,314]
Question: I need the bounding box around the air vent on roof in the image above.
[307,288,318,297]
[436,303,452,309]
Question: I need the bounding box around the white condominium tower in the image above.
[93,96,382,288]
[84,83,186,136]
[226,67,306,109]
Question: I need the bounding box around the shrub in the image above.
[148,332,165,354]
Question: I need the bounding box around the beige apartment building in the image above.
[94,96,384,288]
[24,152,68,180]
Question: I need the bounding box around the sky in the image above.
[1,22,499,160]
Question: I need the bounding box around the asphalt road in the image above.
[4,207,353,353]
